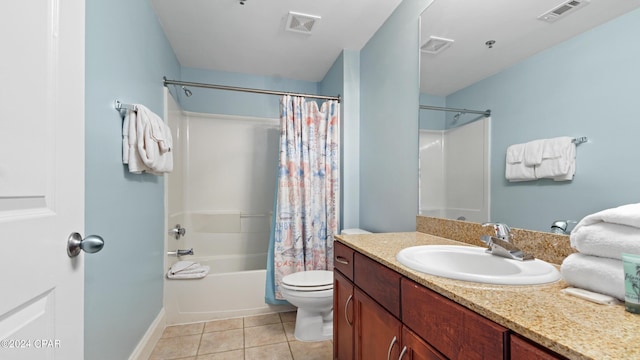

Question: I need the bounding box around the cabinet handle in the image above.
[398,346,408,360]
[387,336,398,360]
[336,256,349,265]
[344,294,353,326]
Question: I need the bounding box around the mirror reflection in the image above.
[419,1,640,232]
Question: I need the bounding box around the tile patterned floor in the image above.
[149,312,333,360]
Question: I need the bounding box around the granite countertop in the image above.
[336,232,640,360]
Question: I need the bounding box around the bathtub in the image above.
[164,255,294,325]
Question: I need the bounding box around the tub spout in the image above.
[167,248,194,257]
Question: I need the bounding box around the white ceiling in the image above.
[420,0,640,96]
[150,0,402,82]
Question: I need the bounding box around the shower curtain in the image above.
[265,95,340,303]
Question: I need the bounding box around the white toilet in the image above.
[280,228,371,342]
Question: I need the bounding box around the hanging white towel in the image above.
[505,143,536,182]
[535,137,575,181]
[560,253,625,300]
[523,139,545,166]
[123,109,152,174]
[570,222,640,260]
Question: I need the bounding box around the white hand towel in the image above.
[173,264,208,275]
[505,143,536,182]
[570,222,640,260]
[523,139,545,166]
[536,137,575,181]
[167,265,210,279]
[560,253,625,300]
[572,203,640,230]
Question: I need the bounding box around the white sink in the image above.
[396,245,560,285]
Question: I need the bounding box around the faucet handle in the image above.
[482,222,512,241]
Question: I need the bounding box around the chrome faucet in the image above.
[167,248,194,257]
[481,222,534,261]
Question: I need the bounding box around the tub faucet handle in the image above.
[167,248,194,257]
[169,224,186,240]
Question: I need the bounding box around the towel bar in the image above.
[114,100,136,112]
[572,136,588,145]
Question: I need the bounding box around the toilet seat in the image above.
[282,270,333,292]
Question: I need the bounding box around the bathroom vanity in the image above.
[333,232,640,360]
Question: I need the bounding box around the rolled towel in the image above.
[167,265,210,279]
[570,222,640,260]
[560,253,625,300]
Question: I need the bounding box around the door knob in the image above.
[67,232,105,258]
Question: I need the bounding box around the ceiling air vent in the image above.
[538,0,590,23]
[285,11,321,34]
[421,36,454,54]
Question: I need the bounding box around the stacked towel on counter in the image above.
[505,136,575,182]
[167,260,210,279]
[561,203,640,300]
[122,104,173,175]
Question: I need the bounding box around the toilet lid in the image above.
[282,270,333,289]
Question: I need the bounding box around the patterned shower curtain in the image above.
[270,95,340,300]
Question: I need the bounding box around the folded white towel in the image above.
[535,137,575,181]
[570,222,640,260]
[169,260,196,274]
[167,265,210,280]
[523,139,545,166]
[572,203,640,230]
[505,143,536,182]
[560,253,624,300]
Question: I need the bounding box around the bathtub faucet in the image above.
[167,248,194,257]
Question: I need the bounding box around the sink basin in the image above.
[396,245,560,285]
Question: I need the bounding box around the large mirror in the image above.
[418,0,640,232]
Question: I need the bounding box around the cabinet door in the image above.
[334,271,355,360]
[401,327,446,360]
[511,334,566,360]
[354,288,402,360]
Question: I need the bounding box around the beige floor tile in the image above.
[289,340,333,360]
[204,318,243,333]
[244,313,282,327]
[149,334,201,360]
[196,349,244,360]
[245,342,293,360]
[282,322,296,342]
[279,311,297,323]
[198,329,244,355]
[162,322,205,338]
[244,323,287,347]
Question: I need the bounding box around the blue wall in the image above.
[85,0,180,359]
[179,67,319,118]
[319,50,362,230]
[359,0,434,232]
[419,93,446,130]
[446,8,640,231]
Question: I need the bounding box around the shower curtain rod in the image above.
[420,105,491,117]
[163,77,341,102]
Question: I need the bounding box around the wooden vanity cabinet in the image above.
[510,334,566,360]
[334,270,355,360]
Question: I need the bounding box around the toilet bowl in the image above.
[280,229,371,342]
[280,270,334,342]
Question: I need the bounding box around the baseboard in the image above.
[129,307,166,360]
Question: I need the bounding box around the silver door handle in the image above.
[67,232,104,258]
[387,336,398,360]
[169,224,186,240]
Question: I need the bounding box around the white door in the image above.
[0,1,87,359]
